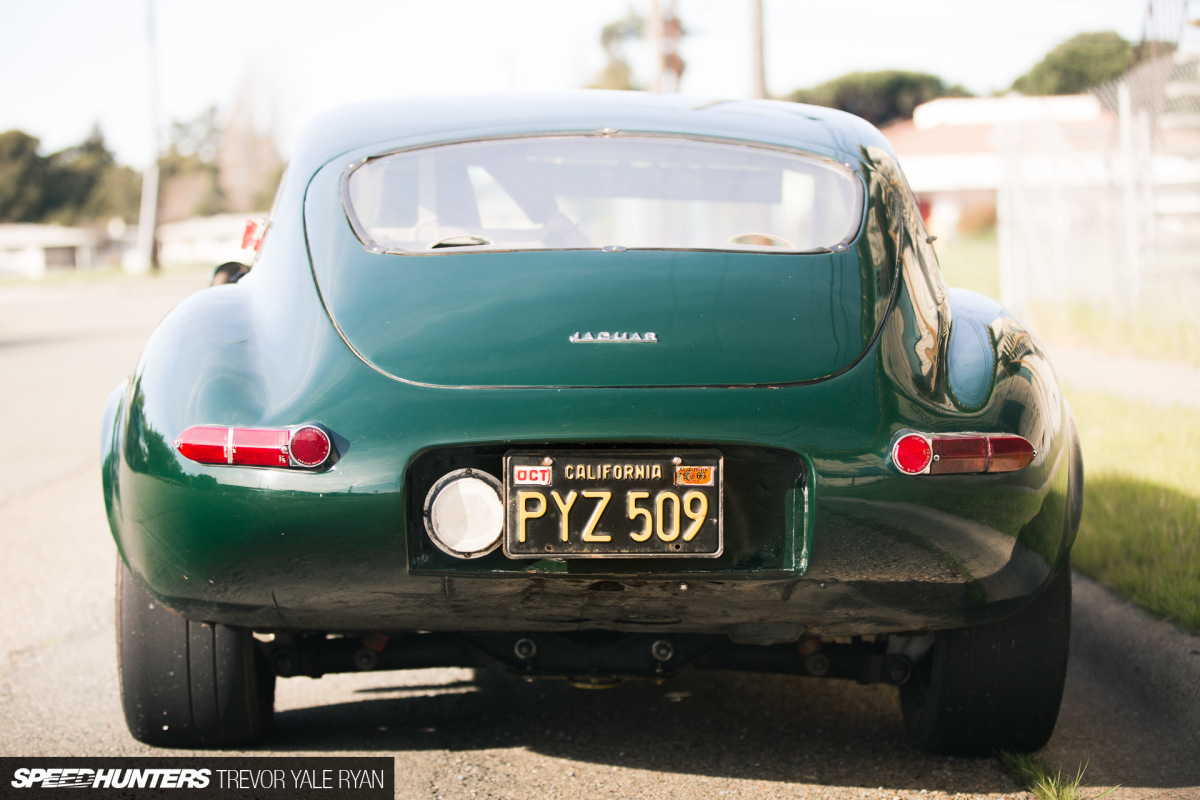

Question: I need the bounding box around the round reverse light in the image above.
[290,425,331,467]
[893,433,933,475]
[424,469,504,559]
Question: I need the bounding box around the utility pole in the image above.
[661,0,684,93]
[650,0,663,93]
[651,0,684,93]
[133,0,160,273]
[750,0,766,99]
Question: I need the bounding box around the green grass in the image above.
[1032,302,1200,369]
[998,752,1118,800]
[935,229,1200,631]
[1067,387,1200,633]
[934,229,1001,300]
[935,228,1200,367]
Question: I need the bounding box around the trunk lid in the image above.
[303,167,892,390]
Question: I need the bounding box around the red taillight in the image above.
[231,428,290,467]
[987,435,1037,473]
[892,432,1035,476]
[175,425,331,469]
[176,425,228,465]
[893,434,933,475]
[289,425,331,467]
[932,436,989,475]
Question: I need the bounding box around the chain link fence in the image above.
[996,1,1200,340]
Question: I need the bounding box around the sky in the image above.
[0,0,1165,168]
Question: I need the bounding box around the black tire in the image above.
[211,261,248,286]
[900,562,1071,755]
[117,560,275,747]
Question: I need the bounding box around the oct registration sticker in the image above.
[503,450,722,559]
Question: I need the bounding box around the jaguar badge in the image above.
[569,331,658,343]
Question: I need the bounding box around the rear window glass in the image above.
[344,135,861,254]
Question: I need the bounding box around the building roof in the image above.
[881,95,1118,158]
[0,224,99,248]
[879,95,1125,194]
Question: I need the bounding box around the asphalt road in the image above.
[1,272,1198,799]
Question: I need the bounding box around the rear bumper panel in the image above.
[109,332,1074,639]
[406,443,809,576]
[127,471,1061,638]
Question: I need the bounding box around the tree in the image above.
[158,106,223,222]
[40,125,119,225]
[158,99,283,219]
[217,80,285,213]
[0,130,48,222]
[0,126,140,225]
[1011,31,1133,95]
[1133,39,1177,65]
[0,103,282,226]
[788,71,970,126]
[82,165,142,223]
[587,10,644,91]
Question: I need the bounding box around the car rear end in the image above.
[106,95,1079,752]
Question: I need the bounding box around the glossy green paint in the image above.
[285,92,894,193]
[307,194,877,388]
[103,94,1081,639]
[300,96,898,390]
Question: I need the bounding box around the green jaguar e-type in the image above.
[102,91,1082,754]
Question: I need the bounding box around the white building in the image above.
[0,224,103,279]
[156,213,256,269]
[881,95,1117,241]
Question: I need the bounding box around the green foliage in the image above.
[0,130,49,221]
[599,10,643,56]
[934,229,1001,300]
[937,231,1200,367]
[0,126,140,225]
[0,103,279,226]
[159,148,221,217]
[588,60,640,92]
[788,70,970,126]
[1133,39,1177,64]
[1067,388,1200,634]
[82,165,142,223]
[1011,31,1132,95]
[158,105,224,220]
[1031,301,1200,368]
[40,126,118,225]
[1076,475,1200,632]
[997,752,1117,800]
[587,10,644,90]
[936,231,1200,633]
[169,105,222,162]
